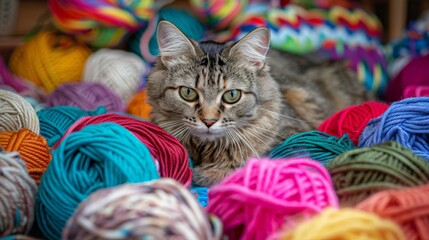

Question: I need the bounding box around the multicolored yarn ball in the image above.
[207,158,338,240]
[190,0,248,30]
[275,207,405,240]
[63,179,222,240]
[36,122,159,240]
[0,89,40,134]
[191,186,209,207]
[46,82,124,113]
[127,89,152,120]
[320,43,389,96]
[37,106,106,147]
[327,141,429,207]
[48,0,155,48]
[130,7,205,63]
[359,97,429,160]
[83,49,146,103]
[357,183,429,240]
[218,5,381,52]
[0,129,51,184]
[385,55,429,102]
[0,151,37,237]
[55,113,192,187]
[403,85,429,98]
[9,31,92,93]
[269,130,355,165]
[318,101,389,145]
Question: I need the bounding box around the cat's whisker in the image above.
[175,127,190,142]
[259,108,311,123]
[168,125,188,138]
[251,125,287,140]
[157,120,184,129]
[226,130,244,161]
[246,129,272,150]
[233,129,260,159]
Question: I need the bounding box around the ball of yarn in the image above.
[130,7,205,63]
[23,97,45,113]
[357,184,429,240]
[318,101,389,145]
[0,129,51,184]
[269,130,355,165]
[37,106,106,147]
[83,49,146,103]
[9,31,92,93]
[191,186,209,207]
[0,89,40,134]
[0,151,37,237]
[207,158,338,240]
[276,207,404,240]
[55,113,192,187]
[48,0,155,48]
[386,55,429,102]
[327,141,429,207]
[127,89,152,119]
[0,235,41,240]
[190,0,247,30]
[36,122,159,240]
[359,97,429,160]
[46,82,124,112]
[403,85,429,98]
[63,179,222,240]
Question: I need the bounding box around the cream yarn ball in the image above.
[83,49,146,103]
[0,89,40,134]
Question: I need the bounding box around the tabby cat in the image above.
[146,21,372,186]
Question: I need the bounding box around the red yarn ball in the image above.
[317,101,389,145]
[54,113,192,187]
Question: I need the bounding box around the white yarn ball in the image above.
[83,49,146,103]
[0,89,40,134]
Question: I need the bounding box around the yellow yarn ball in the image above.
[9,31,92,93]
[278,208,405,240]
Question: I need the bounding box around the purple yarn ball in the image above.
[47,82,124,112]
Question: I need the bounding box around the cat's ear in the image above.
[157,20,196,67]
[230,27,270,70]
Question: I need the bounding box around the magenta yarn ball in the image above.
[207,158,338,240]
[47,82,124,112]
[386,54,429,102]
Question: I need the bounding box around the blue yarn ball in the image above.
[190,186,208,207]
[269,130,355,165]
[36,122,159,240]
[359,97,429,160]
[129,8,205,62]
[37,106,106,147]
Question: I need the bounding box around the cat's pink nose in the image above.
[202,119,217,128]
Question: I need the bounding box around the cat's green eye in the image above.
[179,87,198,102]
[222,90,242,104]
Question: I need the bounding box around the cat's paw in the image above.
[192,165,235,187]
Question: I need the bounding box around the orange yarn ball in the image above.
[127,89,152,119]
[9,31,92,93]
[0,128,52,184]
[357,184,429,240]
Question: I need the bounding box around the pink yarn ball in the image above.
[207,158,338,240]
[47,82,124,112]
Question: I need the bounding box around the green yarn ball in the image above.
[269,130,355,165]
[327,141,429,207]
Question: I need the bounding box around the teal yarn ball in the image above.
[37,106,106,147]
[130,8,205,63]
[36,122,159,240]
[269,130,355,165]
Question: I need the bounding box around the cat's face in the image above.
[147,21,281,148]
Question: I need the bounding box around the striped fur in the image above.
[146,21,372,186]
